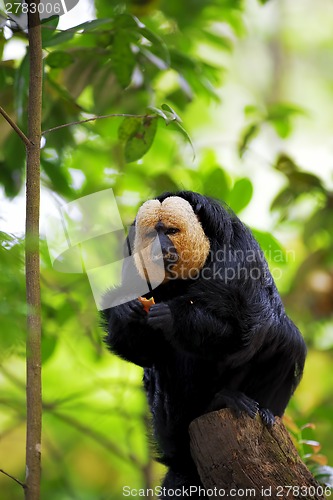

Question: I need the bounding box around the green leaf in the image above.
[112,30,136,88]
[288,171,324,192]
[252,230,286,264]
[274,154,298,174]
[303,207,333,246]
[41,16,60,47]
[140,26,170,66]
[203,168,230,200]
[41,155,73,197]
[42,334,58,364]
[271,119,291,138]
[115,13,144,30]
[44,29,75,48]
[238,123,260,157]
[228,178,253,213]
[118,116,158,162]
[161,103,181,122]
[271,187,295,212]
[148,106,168,121]
[0,133,25,197]
[139,47,169,70]
[14,52,29,127]
[168,121,195,160]
[72,18,113,32]
[46,51,74,69]
[267,103,306,138]
[267,103,306,121]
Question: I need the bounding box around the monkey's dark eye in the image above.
[165,228,180,235]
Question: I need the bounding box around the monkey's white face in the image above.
[134,197,210,283]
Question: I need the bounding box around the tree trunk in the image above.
[189,410,325,500]
[25,3,43,499]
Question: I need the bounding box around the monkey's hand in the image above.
[120,299,146,323]
[147,303,174,336]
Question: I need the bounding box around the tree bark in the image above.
[25,2,43,499]
[189,410,325,500]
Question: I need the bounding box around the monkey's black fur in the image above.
[101,191,306,498]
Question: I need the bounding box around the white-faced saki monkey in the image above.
[101,191,306,498]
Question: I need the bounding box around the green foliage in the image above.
[239,104,307,157]
[284,417,333,490]
[0,233,26,354]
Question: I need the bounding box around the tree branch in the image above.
[189,409,325,499]
[0,469,26,490]
[51,410,142,467]
[0,106,31,147]
[42,113,152,135]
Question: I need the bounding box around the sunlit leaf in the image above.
[228,178,253,213]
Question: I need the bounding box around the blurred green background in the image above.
[1,0,333,498]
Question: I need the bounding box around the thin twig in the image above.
[0,106,31,147]
[42,113,153,135]
[52,410,142,467]
[0,469,26,490]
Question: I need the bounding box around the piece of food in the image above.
[138,296,155,313]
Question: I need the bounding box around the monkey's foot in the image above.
[207,389,259,419]
[259,408,275,428]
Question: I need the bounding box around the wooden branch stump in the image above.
[189,409,325,499]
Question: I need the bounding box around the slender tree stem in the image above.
[25,3,43,499]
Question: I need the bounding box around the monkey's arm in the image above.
[101,299,166,367]
[147,299,247,360]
